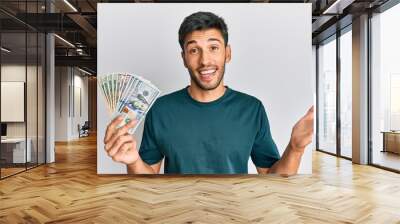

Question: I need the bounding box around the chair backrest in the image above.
[82,121,90,129]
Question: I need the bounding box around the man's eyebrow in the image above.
[185,38,223,47]
[208,38,222,43]
[185,40,197,47]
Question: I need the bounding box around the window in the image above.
[318,36,337,154]
[339,28,352,158]
[370,2,400,171]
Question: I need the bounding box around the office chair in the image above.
[78,121,90,138]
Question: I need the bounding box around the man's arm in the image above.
[257,144,303,175]
[257,106,314,175]
[127,159,162,174]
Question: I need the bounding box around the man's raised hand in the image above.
[104,116,140,165]
[289,106,314,153]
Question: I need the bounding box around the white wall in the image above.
[1,63,46,163]
[1,65,25,130]
[54,67,89,141]
[55,66,69,141]
[97,3,314,174]
[72,72,89,138]
[1,65,35,138]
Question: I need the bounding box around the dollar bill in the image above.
[118,77,160,133]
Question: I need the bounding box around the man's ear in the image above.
[181,51,188,68]
[225,44,232,63]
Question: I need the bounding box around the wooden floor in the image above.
[1,163,44,178]
[0,167,26,178]
[0,135,400,223]
[372,151,400,171]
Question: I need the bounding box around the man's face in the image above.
[181,28,231,91]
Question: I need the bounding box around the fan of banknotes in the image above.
[98,73,161,134]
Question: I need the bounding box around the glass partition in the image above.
[0,1,46,179]
[317,36,337,155]
[1,30,28,177]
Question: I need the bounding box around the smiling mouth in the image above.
[199,68,216,75]
[198,68,217,82]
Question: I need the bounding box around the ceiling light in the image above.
[322,0,354,15]
[54,34,75,48]
[1,47,11,53]
[78,67,92,76]
[63,0,78,12]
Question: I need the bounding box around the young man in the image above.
[104,11,314,174]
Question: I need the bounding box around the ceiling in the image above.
[0,0,393,75]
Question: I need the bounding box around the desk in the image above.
[382,131,400,154]
[1,138,31,163]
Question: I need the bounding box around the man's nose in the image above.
[200,51,212,66]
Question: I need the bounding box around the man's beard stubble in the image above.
[188,64,225,91]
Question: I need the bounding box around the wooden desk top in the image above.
[0,138,27,143]
[381,131,400,134]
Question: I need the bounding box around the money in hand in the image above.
[98,73,161,134]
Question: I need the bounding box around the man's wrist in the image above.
[288,141,305,155]
[127,156,141,167]
[126,157,141,174]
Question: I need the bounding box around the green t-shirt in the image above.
[139,86,281,174]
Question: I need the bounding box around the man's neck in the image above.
[188,83,226,103]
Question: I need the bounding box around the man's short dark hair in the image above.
[178,11,229,51]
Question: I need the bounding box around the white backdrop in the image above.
[97,3,314,174]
